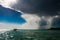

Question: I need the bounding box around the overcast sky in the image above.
[11,0,60,16]
[0,0,60,16]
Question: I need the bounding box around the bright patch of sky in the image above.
[0,0,17,8]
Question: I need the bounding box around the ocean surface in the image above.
[0,29,60,40]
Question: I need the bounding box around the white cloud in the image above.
[0,13,53,30]
[0,14,41,29]
[0,0,53,30]
[0,0,17,8]
[21,14,41,29]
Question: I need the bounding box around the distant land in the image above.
[49,28,60,30]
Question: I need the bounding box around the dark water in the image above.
[0,29,60,40]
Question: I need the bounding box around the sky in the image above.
[0,5,26,24]
[0,0,60,30]
[11,0,60,16]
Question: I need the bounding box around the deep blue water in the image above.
[0,5,26,24]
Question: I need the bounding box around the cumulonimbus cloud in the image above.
[0,0,59,30]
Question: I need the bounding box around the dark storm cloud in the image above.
[11,0,60,29]
[52,17,60,28]
[12,0,60,16]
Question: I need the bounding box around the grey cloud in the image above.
[11,0,60,29]
[11,0,60,16]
